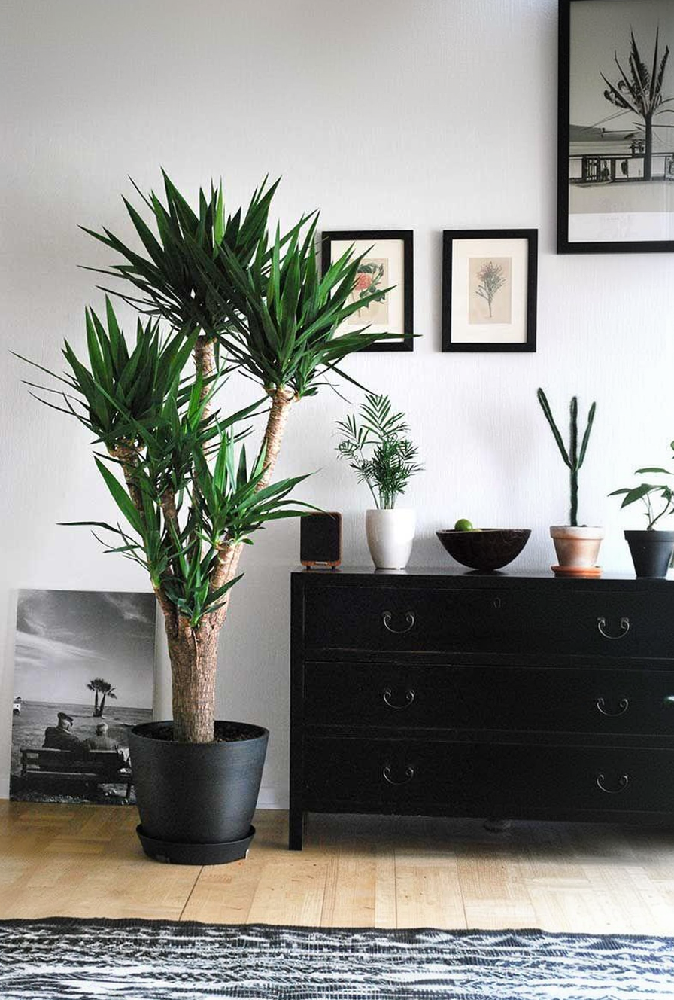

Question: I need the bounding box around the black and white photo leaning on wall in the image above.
[9,590,155,806]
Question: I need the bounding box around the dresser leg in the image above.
[289,808,305,850]
[483,817,511,833]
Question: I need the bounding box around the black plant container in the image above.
[624,529,674,579]
[129,720,269,865]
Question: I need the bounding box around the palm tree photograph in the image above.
[9,590,155,804]
[87,678,117,718]
[560,0,674,250]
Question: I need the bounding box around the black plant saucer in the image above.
[136,824,255,865]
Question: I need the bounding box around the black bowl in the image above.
[436,528,531,571]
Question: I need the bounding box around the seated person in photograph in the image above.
[42,711,85,753]
[84,722,118,752]
[84,722,126,771]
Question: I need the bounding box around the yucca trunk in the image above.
[168,618,220,743]
[259,386,295,490]
[163,365,296,743]
[164,335,226,743]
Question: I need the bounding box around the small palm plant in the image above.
[20,173,397,743]
[336,393,423,509]
[537,388,597,526]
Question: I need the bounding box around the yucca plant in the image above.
[22,172,397,743]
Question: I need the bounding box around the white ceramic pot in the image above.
[366,508,415,570]
[550,525,605,568]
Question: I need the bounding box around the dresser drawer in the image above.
[458,665,674,736]
[303,662,460,729]
[302,585,495,654]
[303,737,471,811]
[303,662,674,736]
[302,582,674,658]
[303,737,674,817]
[471,744,674,815]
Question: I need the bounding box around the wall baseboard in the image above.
[257,786,288,810]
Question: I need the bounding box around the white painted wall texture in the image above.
[1,0,673,803]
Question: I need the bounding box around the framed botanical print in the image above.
[558,0,674,253]
[321,230,413,352]
[442,230,538,352]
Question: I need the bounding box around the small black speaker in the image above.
[300,512,342,568]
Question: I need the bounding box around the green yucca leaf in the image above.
[94,457,144,536]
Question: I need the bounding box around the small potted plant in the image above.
[609,452,674,577]
[336,393,423,569]
[536,388,603,574]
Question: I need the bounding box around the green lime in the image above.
[454,518,474,531]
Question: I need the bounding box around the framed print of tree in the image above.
[558,0,674,253]
[442,230,537,353]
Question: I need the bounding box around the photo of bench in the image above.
[20,747,134,801]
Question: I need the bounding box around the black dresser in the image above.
[289,567,674,849]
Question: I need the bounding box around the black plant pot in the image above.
[129,720,269,865]
[624,529,674,579]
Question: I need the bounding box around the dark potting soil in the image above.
[147,721,266,744]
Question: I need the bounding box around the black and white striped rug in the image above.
[0,919,672,999]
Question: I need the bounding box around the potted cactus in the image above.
[536,388,603,574]
[609,449,674,577]
[19,172,396,863]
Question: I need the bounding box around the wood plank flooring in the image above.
[1,800,674,931]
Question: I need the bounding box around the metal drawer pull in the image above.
[382,610,415,634]
[597,616,631,639]
[383,687,416,710]
[596,697,629,717]
[596,772,629,794]
[383,764,415,785]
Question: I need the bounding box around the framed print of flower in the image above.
[321,230,414,352]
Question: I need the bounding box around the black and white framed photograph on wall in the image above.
[558,0,674,253]
[321,230,413,352]
[441,230,537,352]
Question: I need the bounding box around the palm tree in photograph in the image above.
[97,682,117,717]
[601,29,672,181]
[86,677,117,717]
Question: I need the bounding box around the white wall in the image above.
[2,0,673,804]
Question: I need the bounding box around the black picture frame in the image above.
[321,230,414,352]
[441,229,537,353]
[558,0,674,254]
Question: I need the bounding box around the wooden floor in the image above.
[1,800,674,931]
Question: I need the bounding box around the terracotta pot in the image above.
[550,525,604,568]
